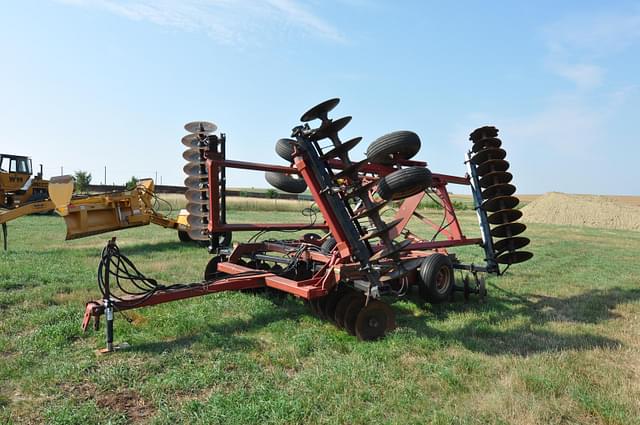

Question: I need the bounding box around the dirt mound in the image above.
[521,192,640,231]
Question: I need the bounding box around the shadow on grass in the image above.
[395,285,640,356]
[128,295,306,354]
[114,241,201,256]
[122,284,637,357]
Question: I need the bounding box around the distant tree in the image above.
[266,189,279,199]
[125,176,139,190]
[74,170,92,193]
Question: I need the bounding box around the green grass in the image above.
[1,209,639,424]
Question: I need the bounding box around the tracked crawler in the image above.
[81,98,532,351]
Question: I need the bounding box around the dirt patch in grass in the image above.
[61,382,155,423]
[96,388,154,423]
[521,192,640,231]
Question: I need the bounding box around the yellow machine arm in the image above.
[51,178,189,240]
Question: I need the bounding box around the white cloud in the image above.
[543,7,640,88]
[55,0,345,45]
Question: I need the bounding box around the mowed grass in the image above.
[1,208,640,424]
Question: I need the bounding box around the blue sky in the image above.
[1,1,639,194]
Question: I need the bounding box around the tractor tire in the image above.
[320,237,337,254]
[418,253,454,304]
[209,231,232,249]
[264,171,307,194]
[275,138,296,162]
[366,131,421,164]
[376,167,432,201]
[178,230,192,242]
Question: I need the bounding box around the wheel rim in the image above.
[434,266,451,294]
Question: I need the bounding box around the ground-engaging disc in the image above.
[181,134,206,148]
[487,208,523,225]
[471,147,506,165]
[184,121,217,134]
[496,250,533,265]
[355,300,396,341]
[183,162,207,177]
[490,222,526,238]
[183,148,204,162]
[320,137,362,160]
[479,171,512,188]
[469,126,499,143]
[186,203,207,217]
[477,159,510,176]
[472,137,502,153]
[482,183,516,200]
[184,176,208,190]
[300,98,340,122]
[187,228,208,241]
[185,189,208,204]
[187,214,206,228]
[482,195,520,212]
[310,116,352,141]
[493,236,530,253]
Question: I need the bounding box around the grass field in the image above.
[1,207,639,424]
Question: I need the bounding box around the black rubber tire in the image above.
[377,167,432,201]
[418,254,454,304]
[264,171,307,194]
[178,230,192,242]
[320,237,337,254]
[275,138,296,162]
[366,131,421,164]
[209,231,232,249]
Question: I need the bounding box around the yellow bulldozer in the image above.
[0,154,190,249]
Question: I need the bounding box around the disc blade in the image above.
[186,203,208,217]
[184,121,217,134]
[491,222,526,238]
[355,300,396,341]
[184,176,208,191]
[479,171,512,188]
[471,147,506,165]
[493,236,530,253]
[310,116,352,141]
[181,134,205,148]
[360,218,403,241]
[187,214,206,228]
[183,148,204,162]
[472,137,502,152]
[320,137,362,160]
[185,190,208,204]
[482,183,516,199]
[469,126,499,143]
[488,208,523,225]
[187,228,208,241]
[496,251,533,265]
[300,98,340,122]
[482,195,520,212]
[183,163,207,177]
[369,239,411,262]
[477,159,510,176]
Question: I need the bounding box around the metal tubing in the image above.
[465,152,498,273]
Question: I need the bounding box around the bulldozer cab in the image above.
[0,154,33,192]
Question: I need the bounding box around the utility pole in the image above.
[104,166,107,185]
[60,166,63,176]
[155,171,158,183]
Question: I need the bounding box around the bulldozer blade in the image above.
[48,175,75,215]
